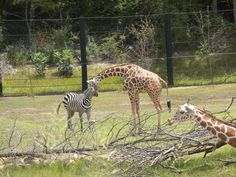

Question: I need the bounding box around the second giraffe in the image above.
[88,64,171,133]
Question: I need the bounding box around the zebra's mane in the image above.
[83,87,93,96]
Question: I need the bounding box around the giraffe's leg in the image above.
[128,91,137,133]
[156,102,162,129]
[148,92,162,129]
[134,92,141,133]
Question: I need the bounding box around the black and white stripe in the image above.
[57,87,96,130]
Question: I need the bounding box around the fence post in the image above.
[0,1,3,96]
[164,13,174,86]
[0,76,2,97]
[79,16,88,91]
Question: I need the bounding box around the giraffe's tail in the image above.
[160,78,171,112]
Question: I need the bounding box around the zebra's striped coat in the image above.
[57,86,98,131]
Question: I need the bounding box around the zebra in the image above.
[57,85,98,131]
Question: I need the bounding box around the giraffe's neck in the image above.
[194,109,236,148]
[96,64,133,82]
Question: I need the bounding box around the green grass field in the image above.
[0,83,236,176]
[2,64,236,96]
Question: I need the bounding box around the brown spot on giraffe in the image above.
[215,126,220,132]
[221,125,226,133]
[197,117,201,122]
[218,133,227,142]
[211,128,216,135]
[228,138,236,148]
[200,121,207,127]
[226,127,236,137]
[207,127,211,131]
[131,78,137,83]
[207,122,213,127]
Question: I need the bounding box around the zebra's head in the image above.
[87,78,100,95]
[87,78,100,86]
[91,86,98,97]
[84,86,98,97]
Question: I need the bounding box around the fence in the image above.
[1,9,236,96]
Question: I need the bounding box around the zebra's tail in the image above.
[57,102,62,114]
[160,78,171,112]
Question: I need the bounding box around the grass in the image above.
[0,83,236,176]
[3,64,124,96]
[2,62,236,96]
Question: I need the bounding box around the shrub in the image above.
[53,50,74,77]
[53,26,70,49]
[6,44,31,66]
[31,52,48,77]
[0,53,12,75]
[98,33,127,63]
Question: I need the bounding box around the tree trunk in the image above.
[233,0,236,23]
[212,0,217,13]
[0,0,5,50]
[25,0,35,45]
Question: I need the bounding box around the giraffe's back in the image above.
[124,66,163,92]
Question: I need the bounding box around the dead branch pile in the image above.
[105,97,236,173]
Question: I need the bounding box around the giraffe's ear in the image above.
[187,98,190,105]
[184,104,195,114]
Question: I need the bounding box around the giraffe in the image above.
[167,103,236,148]
[87,64,171,132]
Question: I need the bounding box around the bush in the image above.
[99,33,127,63]
[53,50,74,77]
[31,52,48,77]
[6,44,31,66]
[53,26,70,49]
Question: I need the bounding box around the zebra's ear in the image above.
[87,80,92,85]
[87,78,99,85]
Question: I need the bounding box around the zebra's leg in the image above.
[79,112,83,132]
[86,109,91,130]
[67,111,74,130]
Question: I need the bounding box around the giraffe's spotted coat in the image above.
[168,103,236,148]
[88,64,169,132]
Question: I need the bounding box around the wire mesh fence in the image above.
[1,9,236,96]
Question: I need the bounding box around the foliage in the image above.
[31,52,48,77]
[0,53,12,75]
[87,36,101,62]
[128,18,156,69]
[31,31,54,52]
[6,44,31,66]
[193,11,232,55]
[98,33,127,63]
[53,50,74,77]
[0,24,4,50]
[53,26,71,49]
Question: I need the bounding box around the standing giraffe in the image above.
[88,64,171,132]
[167,103,236,148]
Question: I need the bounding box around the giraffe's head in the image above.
[167,103,197,125]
